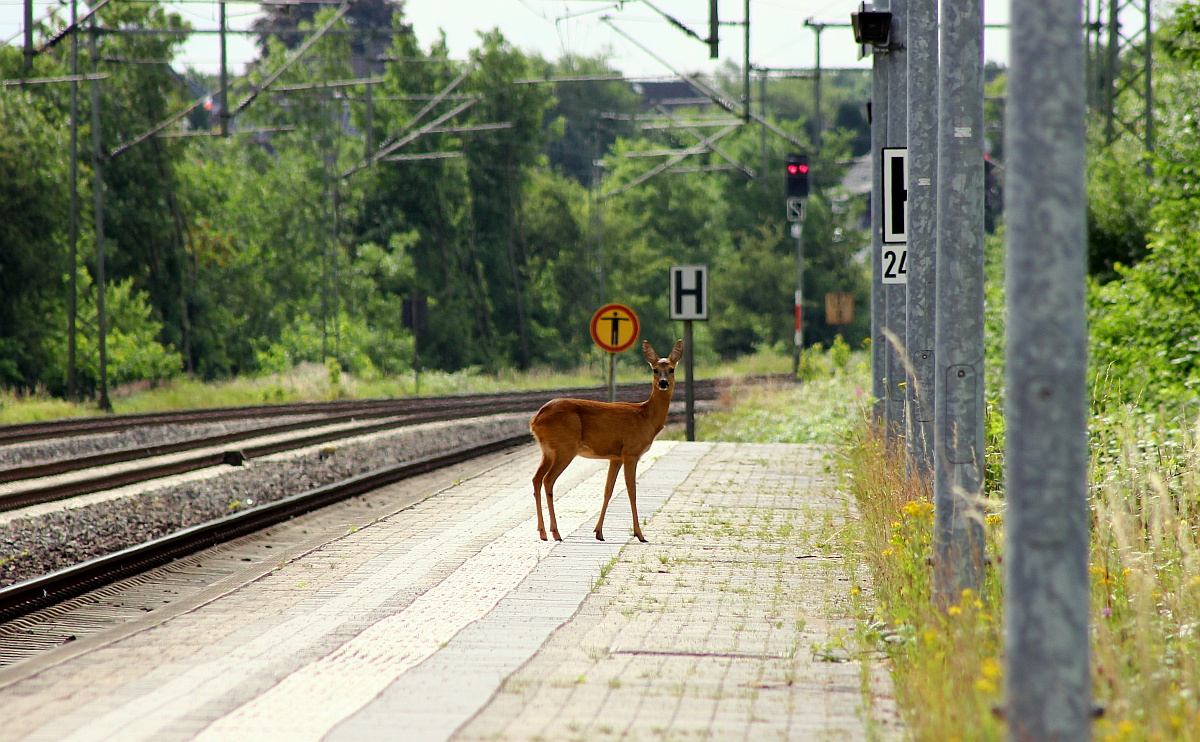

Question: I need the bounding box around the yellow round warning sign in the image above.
[590,303,640,353]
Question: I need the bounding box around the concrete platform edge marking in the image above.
[326,441,712,742]
[192,442,688,742]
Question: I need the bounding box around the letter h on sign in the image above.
[670,265,708,321]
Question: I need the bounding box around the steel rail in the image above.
[0,433,532,624]
[0,405,529,512]
[0,396,527,485]
[0,380,718,446]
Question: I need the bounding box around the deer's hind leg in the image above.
[540,453,574,541]
[532,453,554,540]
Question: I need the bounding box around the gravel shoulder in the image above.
[0,413,529,587]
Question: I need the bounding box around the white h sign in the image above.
[670,265,708,320]
[882,147,908,284]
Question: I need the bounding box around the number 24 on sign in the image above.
[882,245,907,284]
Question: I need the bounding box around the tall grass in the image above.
[840,422,1006,740]
[1088,405,1200,738]
[842,398,1200,740]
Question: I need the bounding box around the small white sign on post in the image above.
[786,197,806,223]
[882,147,908,285]
[882,147,908,243]
[670,265,708,321]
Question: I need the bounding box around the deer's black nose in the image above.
[658,379,669,389]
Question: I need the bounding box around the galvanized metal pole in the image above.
[794,216,805,375]
[219,0,229,137]
[67,0,79,400]
[23,0,33,74]
[884,0,908,444]
[90,26,112,412]
[743,0,750,123]
[933,0,985,604]
[1144,0,1153,163]
[608,353,616,403]
[906,0,937,477]
[1004,0,1091,735]
[870,52,888,424]
[759,69,768,191]
[814,24,824,150]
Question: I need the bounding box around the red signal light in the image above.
[798,164,809,174]
[787,163,800,175]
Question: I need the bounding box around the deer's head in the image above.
[643,340,685,392]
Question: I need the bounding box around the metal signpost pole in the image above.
[906,0,937,478]
[793,217,804,375]
[933,0,985,604]
[684,320,695,441]
[68,0,80,399]
[884,0,908,445]
[90,25,112,413]
[219,0,229,137]
[1005,0,1091,735]
[870,43,888,425]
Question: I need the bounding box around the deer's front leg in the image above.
[595,460,621,541]
[624,455,646,542]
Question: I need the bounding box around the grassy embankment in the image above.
[0,345,797,425]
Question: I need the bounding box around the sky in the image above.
[2,0,1017,78]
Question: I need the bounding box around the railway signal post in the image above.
[785,155,810,378]
[883,0,908,447]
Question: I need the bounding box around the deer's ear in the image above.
[642,340,659,366]
[668,339,684,364]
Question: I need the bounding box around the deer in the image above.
[529,339,685,543]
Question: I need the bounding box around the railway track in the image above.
[0,378,740,446]
[0,373,791,629]
[0,378,744,513]
[0,433,531,625]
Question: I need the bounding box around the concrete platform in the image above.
[0,441,900,741]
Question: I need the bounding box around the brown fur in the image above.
[529,339,684,542]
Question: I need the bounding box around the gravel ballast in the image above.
[0,415,329,471]
[0,413,531,588]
